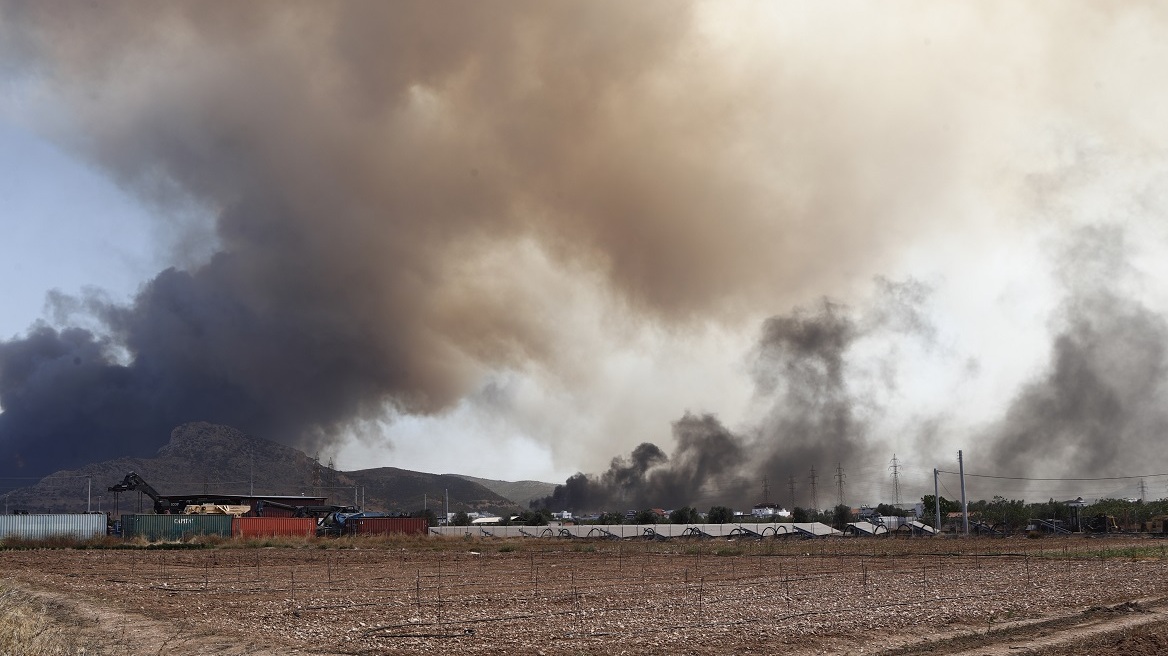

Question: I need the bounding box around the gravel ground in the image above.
[2,535,1167,655]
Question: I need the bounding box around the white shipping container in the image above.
[0,514,107,540]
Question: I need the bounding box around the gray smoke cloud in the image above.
[537,279,934,511]
[1,3,1167,494]
[0,2,967,482]
[986,226,1168,481]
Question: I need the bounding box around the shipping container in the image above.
[0,514,106,541]
[350,516,428,536]
[121,514,233,542]
[233,517,316,538]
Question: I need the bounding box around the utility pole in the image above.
[889,455,901,506]
[933,468,941,532]
[958,450,969,537]
[834,463,846,507]
[787,476,797,510]
[809,468,819,513]
[445,488,450,526]
[87,476,91,513]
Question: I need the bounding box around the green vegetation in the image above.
[707,506,733,524]
[831,503,852,531]
[920,493,1168,533]
[633,509,660,525]
[598,511,624,525]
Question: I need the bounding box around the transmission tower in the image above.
[834,463,846,507]
[762,476,771,504]
[787,476,797,510]
[889,454,902,506]
[809,468,819,512]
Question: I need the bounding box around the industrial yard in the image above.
[3,536,1168,655]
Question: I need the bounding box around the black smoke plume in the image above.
[535,280,934,512]
[985,226,1168,481]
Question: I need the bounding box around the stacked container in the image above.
[121,514,233,541]
[233,517,316,538]
[0,514,106,541]
[349,516,428,536]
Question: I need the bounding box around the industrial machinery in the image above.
[1082,514,1120,533]
[108,472,176,514]
[183,503,252,516]
[250,499,371,535]
[108,472,329,515]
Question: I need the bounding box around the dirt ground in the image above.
[4,535,1168,655]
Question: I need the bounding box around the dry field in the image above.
[2,535,1168,655]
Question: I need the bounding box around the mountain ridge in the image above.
[2,422,521,516]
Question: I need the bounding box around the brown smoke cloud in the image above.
[1,3,1167,488]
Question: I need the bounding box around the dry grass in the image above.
[0,580,90,655]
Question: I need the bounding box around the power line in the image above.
[936,470,1168,482]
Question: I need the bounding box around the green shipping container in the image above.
[122,514,233,542]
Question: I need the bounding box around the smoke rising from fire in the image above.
[2,3,1168,496]
[537,280,935,511]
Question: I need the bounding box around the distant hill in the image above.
[452,474,557,507]
[1,422,520,516]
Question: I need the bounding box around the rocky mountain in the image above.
[1,422,520,515]
[451,474,557,507]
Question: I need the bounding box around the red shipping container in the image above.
[351,517,428,536]
[233,517,317,538]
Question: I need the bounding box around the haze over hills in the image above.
[450,475,557,508]
[1,423,521,516]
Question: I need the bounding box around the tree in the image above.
[984,496,1027,530]
[414,508,438,527]
[670,507,700,524]
[707,506,733,524]
[598,512,624,525]
[634,509,659,525]
[920,495,960,526]
[875,503,907,517]
[832,504,852,531]
[791,506,809,523]
[452,511,471,526]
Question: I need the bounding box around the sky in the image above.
[3,2,1168,509]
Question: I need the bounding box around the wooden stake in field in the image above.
[698,576,704,621]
